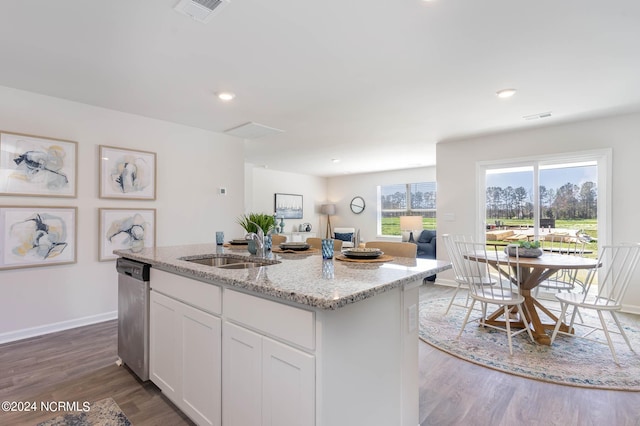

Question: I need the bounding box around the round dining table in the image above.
[466,251,600,345]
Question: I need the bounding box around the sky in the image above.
[486,164,597,192]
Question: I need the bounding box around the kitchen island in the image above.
[115,243,450,426]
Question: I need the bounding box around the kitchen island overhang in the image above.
[115,243,450,310]
[115,244,451,426]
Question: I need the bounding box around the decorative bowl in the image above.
[504,246,543,258]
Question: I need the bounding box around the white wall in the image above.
[0,86,245,342]
[436,111,640,313]
[327,167,436,243]
[246,166,327,235]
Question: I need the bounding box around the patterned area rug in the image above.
[37,398,131,426]
[419,297,640,391]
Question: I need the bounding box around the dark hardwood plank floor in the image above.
[1,284,638,425]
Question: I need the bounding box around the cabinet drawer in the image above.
[224,290,315,351]
[151,269,221,315]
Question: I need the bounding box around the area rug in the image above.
[37,398,131,426]
[419,297,640,391]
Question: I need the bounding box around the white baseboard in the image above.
[0,311,117,344]
[432,278,457,288]
[622,304,640,315]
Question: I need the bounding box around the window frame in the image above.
[476,149,611,245]
[377,181,437,238]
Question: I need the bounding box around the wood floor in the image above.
[0,284,638,426]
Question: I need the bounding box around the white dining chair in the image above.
[455,240,534,355]
[442,234,496,315]
[535,234,587,296]
[550,243,640,364]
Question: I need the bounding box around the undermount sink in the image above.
[180,254,280,269]
[216,262,266,269]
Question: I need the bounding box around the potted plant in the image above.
[505,240,543,258]
[236,213,276,254]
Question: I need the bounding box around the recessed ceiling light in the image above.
[216,92,236,101]
[331,158,341,163]
[496,88,517,99]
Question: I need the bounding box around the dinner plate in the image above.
[343,248,383,259]
[229,239,249,245]
[279,242,310,251]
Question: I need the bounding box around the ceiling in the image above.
[1,1,639,177]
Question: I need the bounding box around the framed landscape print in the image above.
[0,131,78,197]
[99,208,156,261]
[99,145,156,200]
[0,206,77,270]
[274,193,303,219]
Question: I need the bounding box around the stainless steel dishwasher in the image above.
[116,257,151,381]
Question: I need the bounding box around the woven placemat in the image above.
[335,254,394,263]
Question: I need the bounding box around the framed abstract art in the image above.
[0,206,77,270]
[99,145,156,200]
[98,208,156,261]
[0,131,77,197]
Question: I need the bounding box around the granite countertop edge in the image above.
[115,245,451,310]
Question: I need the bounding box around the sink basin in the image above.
[180,254,280,269]
[216,262,264,269]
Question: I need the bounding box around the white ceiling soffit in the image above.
[224,122,285,139]
[174,0,230,23]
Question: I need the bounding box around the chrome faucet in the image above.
[246,220,266,257]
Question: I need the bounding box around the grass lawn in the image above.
[382,217,598,256]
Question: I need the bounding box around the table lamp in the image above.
[320,204,336,238]
[400,215,423,243]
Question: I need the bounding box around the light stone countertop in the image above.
[115,243,451,310]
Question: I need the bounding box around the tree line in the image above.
[381,190,437,211]
[486,182,597,220]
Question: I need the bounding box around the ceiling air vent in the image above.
[224,122,284,139]
[523,111,552,121]
[174,0,230,23]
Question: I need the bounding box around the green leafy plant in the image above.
[515,240,541,249]
[236,213,275,235]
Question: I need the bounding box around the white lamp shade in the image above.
[399,215,423,231]
[321,204,336,215]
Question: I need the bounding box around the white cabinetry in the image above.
[283,231,316,242]
[261,336,315,426]
[149,270,222,426]
[223,290,315,426]
[147,266,421,426]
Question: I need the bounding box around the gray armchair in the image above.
[415,229,436,281]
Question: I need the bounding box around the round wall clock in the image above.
[350,196,365,214]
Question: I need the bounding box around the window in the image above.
[378,182,436,236]
[479,150,610,261]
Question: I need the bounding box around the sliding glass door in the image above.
[479,150,609,258]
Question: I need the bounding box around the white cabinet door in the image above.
[181,303,222,426]
[223,322,262,426]
[223,322,315,426]
[262,337,315,426]
[150,290,181,401]
[151,289,222,426]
